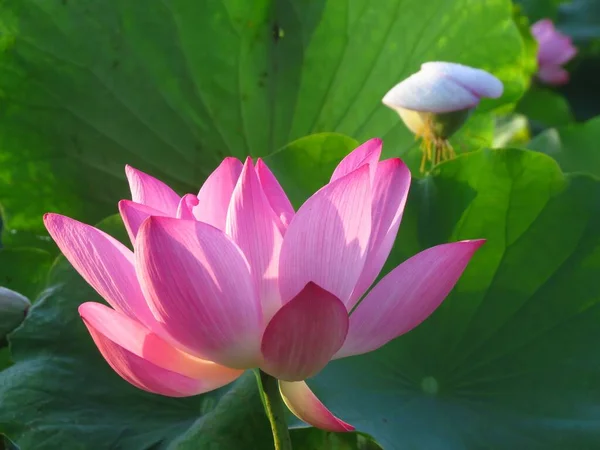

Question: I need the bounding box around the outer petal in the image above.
[420,62,504,99]
[44,213,157,329]
[349,158,411,307]
[119,200,167,243]
[177,194,200,220]
[279,381,354,432]
[260,282,348,381]
[125,165,180,215]
[537,65,570,86]
[279,165,372,307]
[531,18,554,39]
[80,302,242,396]
[329,138,382,184]
[86,333,205,397]
[383,69,479,113]
[135,216,262,369]
[255,158,295,231]
[543,36,577,66]
[193,157,243,230]
[226,158,283,321]
[532,19,577,66]
[335,240,484,358]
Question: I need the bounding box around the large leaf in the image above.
[265,133,359,207]
[0,216,275,450]
[527,115,600,176]
[0,0,532,234]
[516,85,574,130]
[556,0,600,43]
[302,148,600,449]
[0,248,52,300]
[515,0,566,22]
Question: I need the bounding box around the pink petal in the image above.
[80,302,242,396]
[226,158,283,321]
[86,330,204,397]
[43,213,158,329]
[135,216,263,369]
[125,165,180,216]
[177,194,200,220]
[119,200,167,243]
[255,158,295,232]
[193,157,243,230]
[279,380,354,432]
[349,158,411,308]
[329,138,382,184]
[532,19,577,67]
[260,282,348,381]
[537,65,570,86]
[548,38,577,66]
[279,166,372,307]
[336,240,484,359]
[531,19,554,38]
[538,35,576,66]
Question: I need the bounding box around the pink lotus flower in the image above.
[44,139,483,432]
[531,19,577,86]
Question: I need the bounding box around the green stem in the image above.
[259,370,293,450]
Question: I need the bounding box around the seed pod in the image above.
[0,286,31,337]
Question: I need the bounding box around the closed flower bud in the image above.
[0,287,31,337]
[531,19,577,86]
[383,62,503,172]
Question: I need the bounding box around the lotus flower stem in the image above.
[259,370,293,450]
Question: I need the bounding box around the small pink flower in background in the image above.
[44,139,483,432]
[531,19,577,86]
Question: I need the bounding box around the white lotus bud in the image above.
[383,62,503,172]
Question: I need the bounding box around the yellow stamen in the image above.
[416,134,456,174]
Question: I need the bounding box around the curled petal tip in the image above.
[177,194,200,220]
[279,380,354,432]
